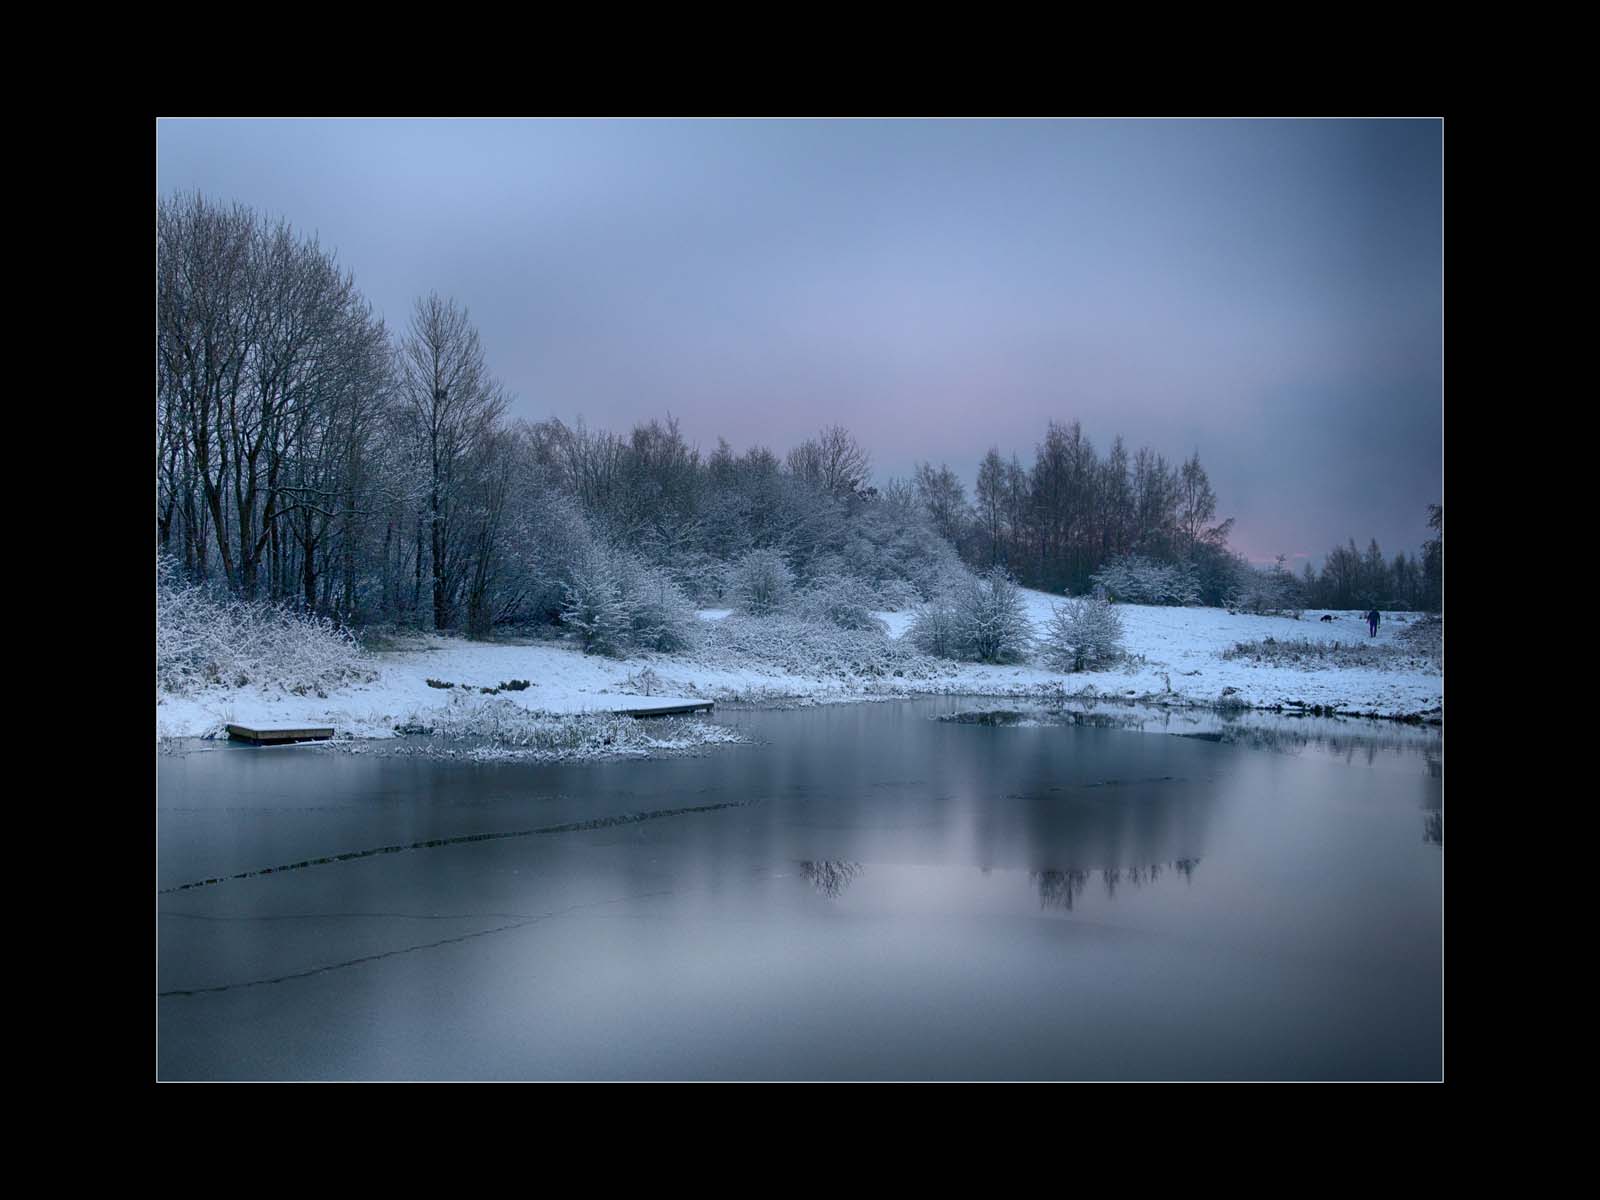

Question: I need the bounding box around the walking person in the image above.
[1366,608,1380,638]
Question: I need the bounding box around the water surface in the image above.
[157,699,1442,1080]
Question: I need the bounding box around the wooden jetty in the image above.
[226,724,334,745]
[610,701,715,719]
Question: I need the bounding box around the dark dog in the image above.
[1320,614,1335,622]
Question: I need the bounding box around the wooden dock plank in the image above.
[226,724,335,744]
[610,701,715,718]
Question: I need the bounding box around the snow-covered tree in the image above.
[730,547,795,615]
[623,559,698,652]
[1231,554,1300,616]
[560,541,697,656]
[907,595,964,659]
[1091,555,1200,605]
[1043,595,1125,672]
[958,567,1033,662]
[910,567,1032,663]
[560,543,633,656]
[804,574,886,631]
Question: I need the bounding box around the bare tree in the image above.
[1177,451,1220,554]
[786,424,872,499]
[461,424,517,637]
[914,461,970,548]
[158,193,392,608]
[396,293,509,630]
[158,193,258,587]
[975,448,1007,566]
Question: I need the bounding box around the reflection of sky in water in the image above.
[941,701,1442,776]
[159,697,1441,1080]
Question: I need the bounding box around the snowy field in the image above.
[155,591,1441,741]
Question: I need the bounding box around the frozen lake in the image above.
[157,699,1442,1080]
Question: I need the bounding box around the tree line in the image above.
[1292,504,1442,612]
[158,192,1440,641]
[908,430,1442,613]
[159,194,967,635]
[908,429,1238,603]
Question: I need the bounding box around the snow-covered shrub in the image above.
[797,551,849,586]
[833,498,963,597]
[1091,555,1201,606]
[871,577,923,611]
[1042,596,1125,672]
[408,693,741,760]
[561,542,699,657]
[957,568,1033,663]
[730,548,795,615]
[560,544,633,656]
[804,574,886,631]
[156,554,374,695]
[694,611,940,682]
[660,548,725,606]
[906,572,968,659]
[909,567,1032,663]
[1231,559,1301,616]
[624,561,699,652]
[505,487,598,624]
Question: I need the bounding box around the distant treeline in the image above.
[157,192,1440,636]
[158,194,960,632]
[1295,505,1442,612]
[911,432,1238,601]
[918,431,1441,612]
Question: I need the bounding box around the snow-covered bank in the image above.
[154,592,1442,742]
[155,635,719,741]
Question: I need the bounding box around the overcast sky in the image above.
[156,118,1442,567]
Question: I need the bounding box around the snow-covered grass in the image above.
[354,692,744,762]
[156,559,376,697]
[155,627,718,740]
[155,591,1443,745]
[1396,615,1443,664]
[1221,636,1425,670]
[692,612,934,681]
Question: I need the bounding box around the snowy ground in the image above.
[154,593,1441,741]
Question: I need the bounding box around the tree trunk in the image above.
[413,514,424,623]
[303,534,317,611]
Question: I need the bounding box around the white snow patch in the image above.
[156,597,1442,742]
[870,610,918,640]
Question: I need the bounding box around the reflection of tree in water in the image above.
[799,860,863,898]
[1423,811,1443,845]
[1032,858,1200,909]
[943,702,1442,774]
[942,707,1148,731]
[1033,868,1092,910]
[1181,722,1440,768]
[1053,709,1149,732]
